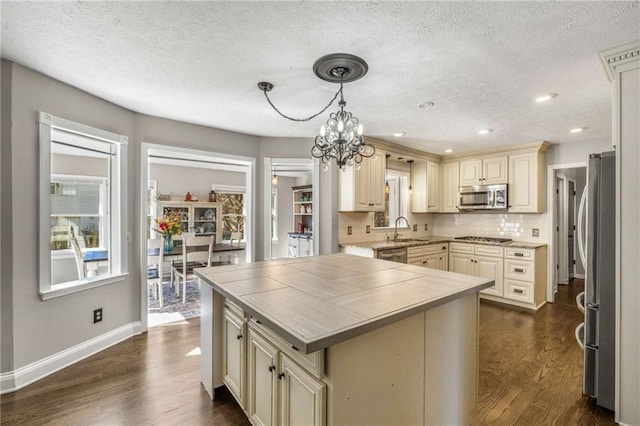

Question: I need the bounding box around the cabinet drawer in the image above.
[225,298,245,319]
[423,244,448,254]
[249,319,324,379]
[505,248,534,260]
[505,260,534,282]
[407,246,426,257]
[474,245,503,257]
[407,257,426,266]
[449,242,473,253]
[504,279,534,303]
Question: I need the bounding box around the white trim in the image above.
[212,184,246,193]
[40,273,128,300]
[0,321,142,394]
[546,162,586,303]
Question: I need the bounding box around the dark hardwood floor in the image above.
[1,279,614,425]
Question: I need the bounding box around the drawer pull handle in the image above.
[514,288,524,294]
[514,268,524,273]
[442,247,447,250]
[514,253,524,257]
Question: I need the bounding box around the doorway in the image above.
[263,157,319,260]
[546,163,587,302]
[140,143,255,330]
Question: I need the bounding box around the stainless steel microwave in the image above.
[458,184,508,210]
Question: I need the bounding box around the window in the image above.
[271,188,278,241]
[374,171,409,228]
[39,112,128,299]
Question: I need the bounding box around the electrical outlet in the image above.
[93,308,102,324]
[532,228,539,237]
[347,226,352,235]
[366,225,371,234]
[424,224,428,231]
[413,224,418,232]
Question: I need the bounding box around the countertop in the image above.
[195,253,492,354]
[340,236,546,251]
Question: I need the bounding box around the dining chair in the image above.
[148,236,165,308]
[69,228,86,280]
[172,235,214,303]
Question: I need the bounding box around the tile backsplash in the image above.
[339,212,548,244]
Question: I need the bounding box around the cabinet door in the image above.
[437,254,449,271]
[508,152,540,213]
[441,162,460,212]
[459,159,482,186]
[279,354,325,426]
[410,160,428,213]
[223,308,246,406]
[424,253,439,269]
[248,329,280,426]
[449,252,474,275]
[483,156,508,184]
[475,255,504,297]
[353,166,370,211]
[368,154,386,212]
[299,237,312,258]
[427,161,439,212]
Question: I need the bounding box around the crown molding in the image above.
[365,137,443,162]
[599,40,640,82]
[438,141,550,162]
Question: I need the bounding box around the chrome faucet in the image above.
[394,216,409,241]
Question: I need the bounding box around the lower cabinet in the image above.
[407,244,449,271]
[449,243,504,297]
[223,306,246,407]
[242,320,325,426]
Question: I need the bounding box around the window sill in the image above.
[40,273,129,301]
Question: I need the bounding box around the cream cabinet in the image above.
[338,153,385,212]
[508,151,545,213]
[158,201,222,242]
[407,244,448,271]
[459,156,508,186]
[410,160,439,213]
[441,162,460,212]
[449,243,504,297]
[246,321,326,426]
[222,305,246,407]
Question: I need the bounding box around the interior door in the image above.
[568,180,576,279]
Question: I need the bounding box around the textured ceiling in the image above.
[2,1,639,155]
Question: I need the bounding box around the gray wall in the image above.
[149,163,245,200]
[5,62,137,369]
[545,138,613,166]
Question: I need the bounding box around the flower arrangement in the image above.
[155,210,183,237]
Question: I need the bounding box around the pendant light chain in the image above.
[260,83,343,122]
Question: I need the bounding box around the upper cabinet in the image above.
[508,151,545,213]
[339,152,386,212]
[410,160,439,213]
[459,156,508,186]
[441,162,460,213]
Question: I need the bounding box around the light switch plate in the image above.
[413,224,418,232]
[366,225,371,234]
[532,228,539,237]
[424,224,428,231]
[347,226,352,235]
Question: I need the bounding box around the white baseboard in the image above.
[0,321,143,394]
[574,273,585,279]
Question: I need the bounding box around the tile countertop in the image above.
[341,236,546,251]
[195,253,492,354]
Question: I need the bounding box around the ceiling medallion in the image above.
[258,53,375,170]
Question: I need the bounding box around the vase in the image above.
[164,235,174,253]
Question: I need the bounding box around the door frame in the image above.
[263,157,320,260]
[567,178,577,279]
[139,142,255,331]
[546,162,586,302]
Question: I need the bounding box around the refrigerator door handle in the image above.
[577,185,587,267]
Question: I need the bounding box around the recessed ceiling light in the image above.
[393,132,406,137]
[444,149,453,154]
[478,129,493,135]
[570,127,587,133]
[417,101,434,109]
[535,93,558,103]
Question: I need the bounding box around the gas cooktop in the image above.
[454,236,513,244]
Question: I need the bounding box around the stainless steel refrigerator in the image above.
[577,151,616,411]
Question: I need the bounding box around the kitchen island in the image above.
[196,253,492,425]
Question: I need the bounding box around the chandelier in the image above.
[258,53,375,170]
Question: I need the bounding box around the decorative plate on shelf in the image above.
[204,209,215,220]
